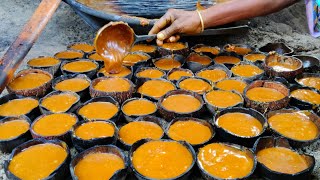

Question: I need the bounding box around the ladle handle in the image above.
[134,25,248,44]
[183,25,249,36]
[135,34,157,44]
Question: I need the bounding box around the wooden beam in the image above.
[0,0,62,93]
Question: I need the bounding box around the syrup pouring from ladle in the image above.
[94,22,156,74]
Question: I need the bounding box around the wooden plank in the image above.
[0,0,62,93]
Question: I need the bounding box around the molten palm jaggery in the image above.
[225,46,252,55]
[136,69,164,79]
[8,143,67,180]
[0,119,29,140]
[205,90,242,108]
[75,121,115,140]
[297,77,320,90]
[132,141,193,179]
[196,69,228,82]
[78,102,118,120]
[62,61,97,73]
[268,61,299,72]
[217,113,263,137]
[216,79,247,94]
[131,44,156,53]
[122,99,157,116]
[246,87,285,102]
[122,54,149,66]
[41,93,78,113]
[245,53,266,62]
[69,43,95,53]
[162,94,201,113]
[179,78,212,94]
[95,22,134,74]
[55,78,90,92]
[88,53,103,62]
[33,113,77,136]
[198,143,254,179]
[137,80,175,99]
[168,70,193,81]
[98,66,131,77]
[94,78,131,92]
[168,120,212,145]
[214,56,241,64]
[268,112,319,141]
[257,147,309,174]
[8,73,51,90]
[0,98,38,116]
[74,152,125,180]
[231,64,263,77]
[194,46,219,55]
[27,57,60,67]
[161,42,186,50]
[55,51,83,59]
[187,54,211,65]
[119,121,163,145]
[154,58,181,70]
[291,89,320,104]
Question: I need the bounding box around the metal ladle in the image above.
[94,22,156,57]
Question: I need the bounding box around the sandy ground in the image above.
[0,0,320,179]
[1,1,320,61]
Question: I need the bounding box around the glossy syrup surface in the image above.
[132,141,193,179]
[217,112,263,137]
[198,143,254,179]
[257,147,308,174]
[75,121,115,140]
[119,121,163,145]
[268,111,319,140]
[168,120,212,145]
[75,152,125,180]
[9,144,67,180]
[78,102,118,120]
[162,94,201,113]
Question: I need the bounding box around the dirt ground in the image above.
[0,0,320,179]
[1,1,320,61]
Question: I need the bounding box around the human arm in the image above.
[149,0,298,45]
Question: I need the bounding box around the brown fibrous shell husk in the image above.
[264,53,303,81]
[244,80,290,113]
[90,77,135,104]
[6,69,53,97]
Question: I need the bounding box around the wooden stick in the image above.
[0,0,62,93]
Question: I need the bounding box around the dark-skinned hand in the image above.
[148,9,202,46]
